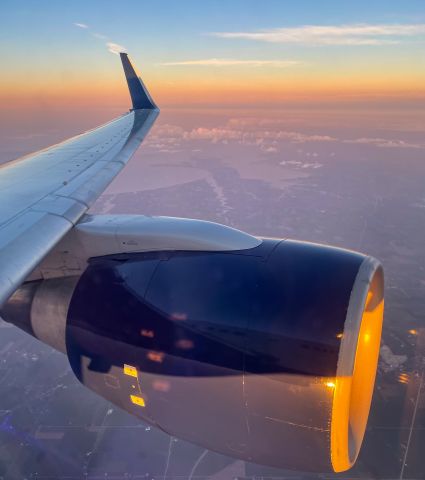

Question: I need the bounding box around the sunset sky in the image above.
[1,0,425,109]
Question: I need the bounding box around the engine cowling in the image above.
[2,235,384,473]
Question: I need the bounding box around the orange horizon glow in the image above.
[2,86,425,110]
[2,65,425,109]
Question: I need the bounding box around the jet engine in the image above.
[1,215,384,473]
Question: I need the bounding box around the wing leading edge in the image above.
[0,53,159,307]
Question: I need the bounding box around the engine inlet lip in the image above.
[330,256,384,472]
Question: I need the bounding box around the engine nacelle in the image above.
[2,218,384,473]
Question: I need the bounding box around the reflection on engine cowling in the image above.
[66,239,384,472]
[2,238,384,473]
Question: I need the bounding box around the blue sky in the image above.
[2,0,425,61]
[1,0,424,108]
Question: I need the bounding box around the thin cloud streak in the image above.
[92,32,107,40]
[159,58,301,67]
[107,42,127,55]
[344,137,422,148]
[212,23,425,46]
[73,23,127,55]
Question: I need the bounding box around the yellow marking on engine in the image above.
[123,364,138,378]
[130,395,145,407]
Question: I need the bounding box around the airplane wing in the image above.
[0,53,159,307]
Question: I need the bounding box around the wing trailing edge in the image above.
[120,52,158,110]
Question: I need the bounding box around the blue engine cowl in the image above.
[2,238,384,473]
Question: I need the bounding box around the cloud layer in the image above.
[143,118,424,157]
[343,137,422,148]
[159,58,301,67]
[212,23,425,46]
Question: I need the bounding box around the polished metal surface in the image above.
[30,276,80,354]
[27,214,262,280]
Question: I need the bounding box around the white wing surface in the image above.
[0,53,159,306]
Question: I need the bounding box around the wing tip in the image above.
[120,53,158,111]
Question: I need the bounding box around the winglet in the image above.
[119,52,158,110]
